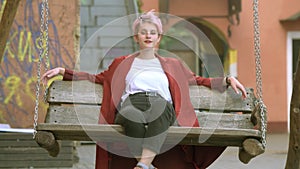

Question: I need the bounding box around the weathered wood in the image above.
[0,140,50,147]
[0,161,74,168]
[0,146,73,154]
[238,138,265,164]
[238,148,253,164]
[36,80,264,162]
[0,132,32,140]
[189,86,255,112]
[0,0,20,62]
[48,80,102,104]
[250,103,259,126]
[46,105,254,129]
[48,81,255,112]
[46,105,100,124]
[0,153,73,160]
[35,131,60,157]
[197,111,253,129]
[243,138,265,156]
[285,51,300,169]
[36,124,261,147]
[0,132,77,168]
[0,139,72,147]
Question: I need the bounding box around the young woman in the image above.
[42,10,247,169]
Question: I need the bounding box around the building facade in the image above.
[141,0,300,133]
[1,0,299,133]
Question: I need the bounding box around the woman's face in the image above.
[135,22,161,49]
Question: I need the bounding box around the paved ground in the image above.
[208,133,288,169]
[35,133,289,169]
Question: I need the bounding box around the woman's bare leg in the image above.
[134,148,156,169]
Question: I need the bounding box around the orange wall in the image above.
[141,0,159,12]
[280,0,300,19]
[231,0,289,125]
[141,0,300,131]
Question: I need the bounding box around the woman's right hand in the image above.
[41,67,65,85]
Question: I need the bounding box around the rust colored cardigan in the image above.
[63,54,226,169]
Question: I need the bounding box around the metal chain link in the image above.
[43,0,50,102]
[33,0,49,139]
[253,0,267,148]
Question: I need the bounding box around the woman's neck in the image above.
[137,48,156,59]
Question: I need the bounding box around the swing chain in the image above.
[258,99,267,148]
[43,0,50,102]
[253,0,267,149]
[33,0,49,139]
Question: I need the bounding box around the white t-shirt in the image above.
[121,57,172,103]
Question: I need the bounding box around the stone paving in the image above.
[209,133,288,169]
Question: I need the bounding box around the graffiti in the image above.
[0,0,77,127]
[0,0,5,19]
[4,76,22,106]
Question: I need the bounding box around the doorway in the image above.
[161,18,228,77]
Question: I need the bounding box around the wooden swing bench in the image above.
[35,80,265,164]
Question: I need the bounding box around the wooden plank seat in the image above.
[35,80,265,164]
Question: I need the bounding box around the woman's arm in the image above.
[41,67,105,85]
[195,74,247,99]
[41,67,65,85]
[177,60,247,98]
[225,76,247,99]
[63,68,104,83]
[41,56,126,86]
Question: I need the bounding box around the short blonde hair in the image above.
[132,9,163,35]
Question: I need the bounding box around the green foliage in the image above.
[136,0,143,13]
[160,27,192,49]
[81,0,87,5]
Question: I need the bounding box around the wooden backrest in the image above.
[48,80,256,112]
[38,79,263,162]
[44,80,256,130]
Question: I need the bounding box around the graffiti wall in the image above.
[0,0,79,128]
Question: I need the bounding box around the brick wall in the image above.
[80,0,136,73]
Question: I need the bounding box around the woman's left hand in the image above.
[227,76,247,99]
